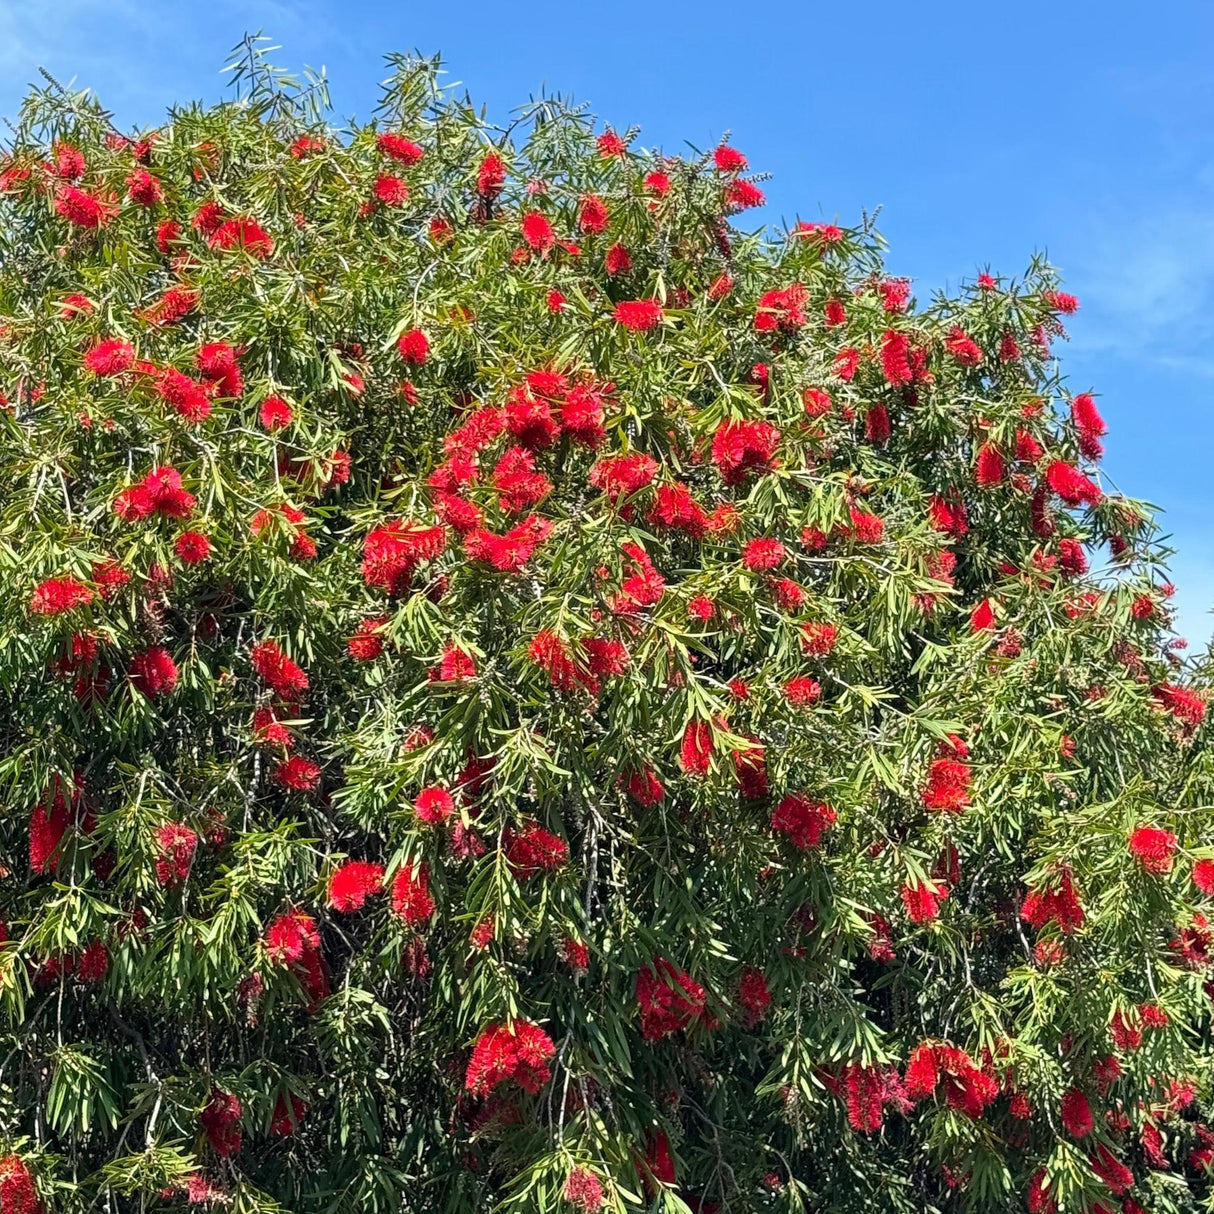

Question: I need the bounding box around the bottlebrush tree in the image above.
[0,35,1211,1214]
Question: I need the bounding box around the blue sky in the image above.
[3,0,1213,644]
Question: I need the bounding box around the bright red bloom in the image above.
[923,754,972,814]
[362,521,447,595]
[711,419,780,484]
[414,786,454,825]
[563,1167,604,1212]
[154,822,198,885]
[613,299,664,331]
[1193,858,1214,895]
[398,327,429,364]
[113,466,196,521]
[636,957,707,1040]
[604,242,631,275]
[596,131,627,157]
[476,152,506,195]
[784,676,822,706]
[83,338,135,376]
[1043,289,1079,314]
[347,617,388,661]
[737,967,771,1024]
[126,169,162,205]
[259,395,293,431]
[328,861,385,911]
[1129,825,1177,875]
[724,179,765,210]
[578,193,609,233]
[465,1020,556,1095]
[271,1093,307,1136]
[713,145,748,172]
[771,794,835,849]
[54,185,116,228]
[975,443,1004,487]
[901,878,947,923]
[130,647,178,698]
[504,823,569,878]
[881,329,913,385]
[208,217,274,257]
[391,863,434,926]
[643,170,671,195]
[200,1090,242,1156]
[174,531,212,564]
[680,719,714,776]
[29,576,94,616]
[754,284,808,333]
[1153,682,1206,725]
[521,210,555,251]
[742,538,785,571]
[944,327,983,366]
[376,132,424,164]
[800,621,839,657]
[250,640,309,698]
[275,756,321,791]
[1060,1087,1094,1138]
[1046,459,1102,507]
[1021,867,1085,934]
[156,368,211,422]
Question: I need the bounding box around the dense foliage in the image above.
[0,37,1211,1214]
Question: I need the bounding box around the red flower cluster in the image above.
[464,1020,556,1096]
[770,794,836,850]
[328,861,385,911]
[113,466,196,520]
[1128,825,1177,875]
[636,957,708,1041]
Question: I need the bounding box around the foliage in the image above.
[0,32,1210,1214]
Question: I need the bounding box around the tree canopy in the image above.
[0,35,1211,1214]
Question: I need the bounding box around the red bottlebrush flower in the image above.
[944,327,984,366]
[737,967,771,1024]
[208,217,274,257]
[126,169,163,205]
[624,764,665,807]
[998,329,1022,362]
[391,863,434,926]
[52,141,86,179]
[708,272,734,300]
[604,242,632,275]
[742,537,785,571]
[928,493,969,538]
[881,329,913,385]
[546,288,567,312]
[613,298,664,331]
[970,597,995,632]
[264,910,320,966]
[503,385,559,449]
[54,185,116,228]
[771,794,836,849]
[1060,1088,1094,1138]
[328,860,385,912]
[596,130,628,157]
[250,640,309,698]
[784,676,822,707]
[904,1044,939,1099]
[734,736,768,799]
[559,936,590,976]
[923,756,972,814]
[1128,825,1177,875]
[1027,1169,1056,1214]
[77,941,109,983]
[259,395,293,431]
[724,178,765,210]
[711,418,780,484]
[843,1064,885,1133]
[800,622,839,657]
[1193,858,1214,895]
[754,284,808,332]
[803,387,832,418]
[771,578,806,612]
[563,1167,604,1212]
[1089,1145,1134,1196]
[155,217,182,253]
[901,878,947,923]
[641,1131,677,1187]
[504,823,569,878]
[680,720,714,777]
[465,1020,556,1095]
[636,957,707,1040]
[846,507,884,544]
[1043,289,1079,314]
[84,338,135,376]
[823,297,847,327]
[201,1090,242,1156]
[362,520,447,595]
[275,756,321,791]
[347,617,388,662]
[1071,392,1106,437]
[974,443,1004,487]
[529,629,596,694]
[464,516,552,571]
[1152,682,1207,725]
[129,647,178,698]
[578,193,609,233]
[491,446,552,512]
[520,210,555,251]
[713,145,748,172]
[156,368,211,422]
[864,404,891,445]
[643,170,671,196]
[1021,868,1085,934]
[435,643,476,682]
[29,575,94,616]
[398,327,429,364]
[1058,537,1087,576]
[687,595,715,622]
[154,822,198,886]
[59,293,92,318]
[271,1093,307,1136]
[174,531,212,564]
[376,132,424,164]
[192,200,226,236]
[476,152,506,195]
[414,786,454,826]
[1046,459,1102,507]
